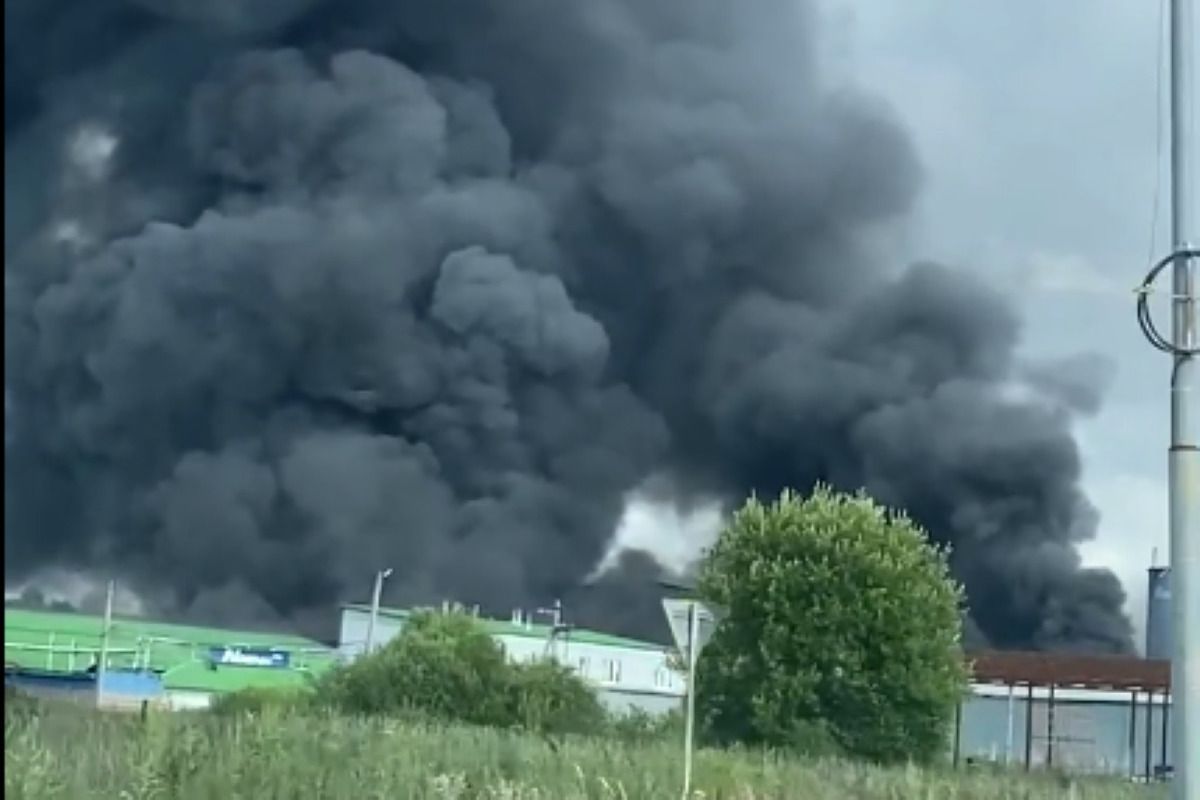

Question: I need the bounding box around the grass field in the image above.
[4,705,1167,800]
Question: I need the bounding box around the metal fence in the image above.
[951,685,1172,780]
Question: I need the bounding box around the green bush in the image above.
[312,609,606,736]
[696,486,969,764]
[316,609,513,727]
[505,658,606,736]
[607,707,684,744]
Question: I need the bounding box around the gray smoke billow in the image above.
[4,0,1134,652]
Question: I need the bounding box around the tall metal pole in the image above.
[1167,0,1198,794]
[681,603,698,800]
[96,579,114,708]
[363,568,392,656]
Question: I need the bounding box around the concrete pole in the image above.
[1167,0,1198,794]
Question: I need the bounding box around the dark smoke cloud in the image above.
[4,0,1133,653]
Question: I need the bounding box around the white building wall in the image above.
[496,634,683,697]
[338,607,407,659]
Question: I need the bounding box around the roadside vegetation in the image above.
[5,488,1162,798]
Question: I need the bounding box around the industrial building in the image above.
[949,567,1176,780]
[338,602,684,715]
[955,651,1172,780]
[4,608,336,710]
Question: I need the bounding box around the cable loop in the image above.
[1136,247,1200,356]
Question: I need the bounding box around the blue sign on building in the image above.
[207,647,291,669]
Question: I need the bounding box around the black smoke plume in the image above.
[4,0,1134,653]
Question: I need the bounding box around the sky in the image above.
[820,0,1198,635]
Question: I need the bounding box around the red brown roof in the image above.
[969,651,1171,692]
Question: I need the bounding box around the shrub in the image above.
[505,658,606,736]
[696,486,969,764]
[607,707,684,744]
[313,609,606,736]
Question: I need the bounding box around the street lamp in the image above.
[363,568,393,655]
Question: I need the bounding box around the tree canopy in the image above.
[695,486,968,764]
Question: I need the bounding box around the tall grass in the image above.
[5,706,1166,799]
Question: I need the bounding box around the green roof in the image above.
[4,608,337,693]
[341,603,666,652]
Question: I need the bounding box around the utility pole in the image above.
[1168,0,1198,794]
[95,579,115,708]
[1138,0,1200,793]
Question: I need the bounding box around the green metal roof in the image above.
[341,603,667,652]
[4,608,336,694]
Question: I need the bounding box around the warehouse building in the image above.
[4,607,337,710]
[955,651,1172,780]
[338,603,684,715]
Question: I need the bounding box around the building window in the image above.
[654,667,672,689]
[605,659,622,684]
[577,657,589,676]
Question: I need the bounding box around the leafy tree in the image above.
[695,486,968,764]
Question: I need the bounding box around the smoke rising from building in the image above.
[4,0,1134,652]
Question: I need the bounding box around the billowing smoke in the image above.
[4,0,1134,653]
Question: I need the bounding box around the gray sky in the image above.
[825,0,1199,629]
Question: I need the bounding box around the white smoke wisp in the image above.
[593,490,725,580]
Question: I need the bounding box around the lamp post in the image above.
[363,568,393,656]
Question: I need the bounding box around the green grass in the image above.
[5,705,1166,799]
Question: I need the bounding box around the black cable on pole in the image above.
[1136,247,1200,357]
